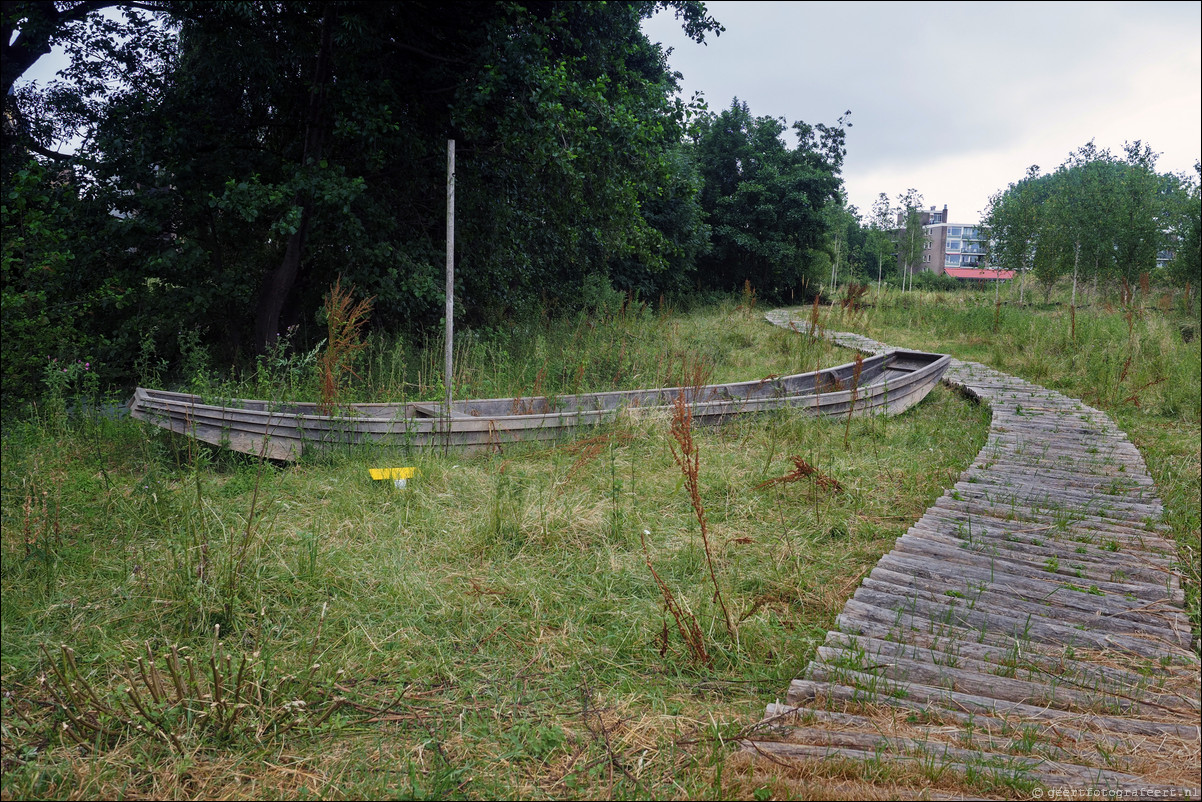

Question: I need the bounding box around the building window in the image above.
[948,226,962,237]
[923,254,930,262]
[946,240,962,252]
[945,254,961,266]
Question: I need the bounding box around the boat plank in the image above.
[131,349,952,459]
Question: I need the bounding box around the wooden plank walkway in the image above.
[742,310,1200,795]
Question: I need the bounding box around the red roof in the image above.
[944,267,1015,280]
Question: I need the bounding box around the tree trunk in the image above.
[830,239,839,294]
[1071,241,1080,341]
[254,8,335,353]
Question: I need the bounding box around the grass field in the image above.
[1,301,991,799]
[2,288,1196,800]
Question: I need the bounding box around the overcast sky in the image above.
[642,1,1202,223]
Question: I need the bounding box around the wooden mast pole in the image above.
[445,139,455,451]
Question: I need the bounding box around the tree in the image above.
[2,1,175,162]
[864,192,894,291]
[1165,163,1201,301]
[693,98,848,300]
[4,1,725,390]
[985,165,1045,305]
[823,198,856,295]
[1050,143,1117,333]
[895,188,924,292]
[1108,141,1163,287]
[1,159,86,411]
[986,141,1185,308]
[609,142,711,300]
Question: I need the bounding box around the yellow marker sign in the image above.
[369,468,417,481]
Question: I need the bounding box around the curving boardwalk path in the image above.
[743,310,1200,794]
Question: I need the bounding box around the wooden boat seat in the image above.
[411,404,471,419]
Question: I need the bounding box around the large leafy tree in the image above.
[692,99,847,301]
[822,198,859,295]
[987,142,1189,307]
[3,1,722,400]
[1165,163,1201,298]
[984,166,1049,305]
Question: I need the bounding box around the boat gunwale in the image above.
[132,349,948,428]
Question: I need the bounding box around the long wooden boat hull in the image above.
[129,350,951,461]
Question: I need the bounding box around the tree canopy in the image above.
[7,1,792,408]
[4,2,914,416]
[690,99,848,300]
[984,141,1196,302]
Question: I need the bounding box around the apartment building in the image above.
[896,205,1012,280]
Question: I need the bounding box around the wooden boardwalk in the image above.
[742,311,1200,794]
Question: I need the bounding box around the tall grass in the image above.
[355,300,833,403]
[838,283,1200,421]
[0,299,992,800]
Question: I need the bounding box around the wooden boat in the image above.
[129,349,951,461]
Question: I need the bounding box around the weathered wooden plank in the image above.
[843,584,1183,659]
[929,496,1168,538]
[740,739,1109,789]
[944,483,1164,519]
[835,596,1197,674]
[880,546,1185,610]
[890,534,1181,602]
[975,436,1148,465]
[797,668,1199,739]
[905,521,1177,583]
[860,568,1190,645]
[755,704,1090,761]
[917,505,1178,556]
[813,638,1189,716]
[741,729,1151,788]
[900,521,1182,587]
[822,624,1199,705]
[770,689,1179,752]
[962,464,1157,492]
[949,479,1164,515]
